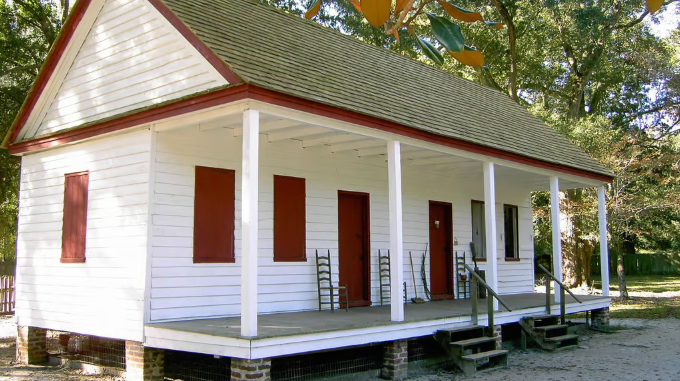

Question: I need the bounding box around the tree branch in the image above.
[614,0,680,30]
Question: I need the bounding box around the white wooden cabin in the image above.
[6,0,613,379]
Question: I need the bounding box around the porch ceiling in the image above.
[160,108,599,191]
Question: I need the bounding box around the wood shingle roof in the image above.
[161,0,613,178]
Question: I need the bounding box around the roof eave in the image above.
[7,83,614,184]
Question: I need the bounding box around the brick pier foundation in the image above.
[231,358,271,381]
[381,339,408,380]
[125,341,164,381]
[492,324,503,348]
[16,326,47,364]
[591,307,610,328]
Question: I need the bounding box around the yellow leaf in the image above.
[437,0,484,23]
[646,0,663,13]
[395,0,410,15]
[305,0,322,20]
[449,49,484,67]
[360,0,392,28]
[348,0,362,13]
[407,24,415,35]
[393,29,400,43]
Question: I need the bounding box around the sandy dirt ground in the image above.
[0,315,679,380]
[0,315,117,381]
[409,318,680,381]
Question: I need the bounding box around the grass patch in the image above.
[591,275,680,319]
[609,296,680,319]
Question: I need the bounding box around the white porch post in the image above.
[241,109,259,337]
[387,141,405,322]
[598,186,610,297]
[483,162,499,311]
[550,176,563,303]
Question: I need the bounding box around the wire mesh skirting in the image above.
[45,330,125,369]
[408,337,447,362]
[164,350,231,381]
[271,345,383,381]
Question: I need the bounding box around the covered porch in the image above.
[144,293,610,359]
[148,98,613,340]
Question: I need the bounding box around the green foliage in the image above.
[426,12,465,53]
[0,0,62,260]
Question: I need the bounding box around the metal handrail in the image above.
[464,264,513,311]
[537,263,582,324]
[537,264,582,303]
[464,264,512,334]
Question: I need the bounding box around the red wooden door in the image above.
[429,201,454,299]
[338,191,371,307]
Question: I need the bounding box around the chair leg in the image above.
[344,286,349,312]
[330,287,335,313]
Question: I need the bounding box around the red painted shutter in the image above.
[274,175,306,261]
[194,166,235,263]
[61,172,89,263]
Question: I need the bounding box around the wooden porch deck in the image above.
[145,293,609,354]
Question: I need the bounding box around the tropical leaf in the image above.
[485,21,505,29]
[305,0,322,19]
[449,45,484,67]
[426,13,465,53]
[348,0,362,13]
[415,36,445,65]
[646,0,663,13]
[360,0,392,28]
[437,1,484,23]
[395,0,410,15]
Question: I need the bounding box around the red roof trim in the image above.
[8,83,613,183]
[8,85,249,154]
[6,0,93,145]
[246,86,614,183]
[147,0,241,84]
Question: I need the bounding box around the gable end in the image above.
[9,0,239,144]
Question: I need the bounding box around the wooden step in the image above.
[439,325,485,334]
[533,324,569,331]
[461,349,508,361]
[527,314,557,320]
[544,334,579,343]
[450,336,497,348]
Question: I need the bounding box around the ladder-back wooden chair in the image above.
[315,250,348,312]
[379,249,408,305]
[379,250,391,305]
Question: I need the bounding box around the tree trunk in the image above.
[617,253,628,299]
[489,0,518,102]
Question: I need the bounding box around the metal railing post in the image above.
[560,287,566,325]
[545,275,551,314]
[487,291,494,332]
[471,277,478,325]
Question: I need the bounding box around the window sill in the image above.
[274,258,308,262]
[475,258,487,262]
[504,257,520,262]
[60,258,85,263]
[193,258,236,264]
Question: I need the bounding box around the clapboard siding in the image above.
[15,130,152,341]
[149,128,537,322]
[28,0,228,139]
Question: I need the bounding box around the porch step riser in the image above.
[435,327,508,376]
[519,316,580,351]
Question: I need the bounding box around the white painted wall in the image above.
[149,127,537,322]
[15,130,152,341]
[24,0,228,140]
